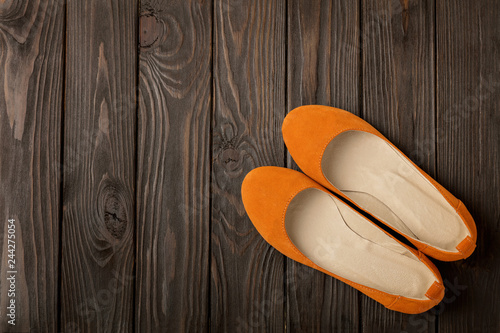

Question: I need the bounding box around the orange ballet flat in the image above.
[282,105,477,261]
[242,167,444,314]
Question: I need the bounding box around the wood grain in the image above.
[0,0,64,331]
[61,0,137,331]
[211,0,286,331]
[135,0,212,331]
[286,0,360,331]
[361,1,437,332]
[0,0,498,331]
[436,1,500,332]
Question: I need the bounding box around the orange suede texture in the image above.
[241,166,444,314]
[282,105,477,261]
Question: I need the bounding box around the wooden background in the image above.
[0,0,499,332]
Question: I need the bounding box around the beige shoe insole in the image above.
[285,188,436,299]
[322,130,469,252]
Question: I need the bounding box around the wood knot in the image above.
[139,5,183,54]
[0,0,27,19]
[219,148,240,172]
[139,11,163,48]
[0,0,39,43]
[97,177,130,241]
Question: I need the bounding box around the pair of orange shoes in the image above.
[241,105,477,314]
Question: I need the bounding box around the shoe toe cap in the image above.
[241,166,322,249]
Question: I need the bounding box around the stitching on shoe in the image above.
[387,296,401,308]
[456,235,474,255]
[425,281,443,301]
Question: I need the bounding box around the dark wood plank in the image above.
[286,0,360,331]
[436,1,500,332]
[60,0,137,331]
[211,0,286,331]
[361,0,437,332]
[135,0,212,331]
[0,0,64,331]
